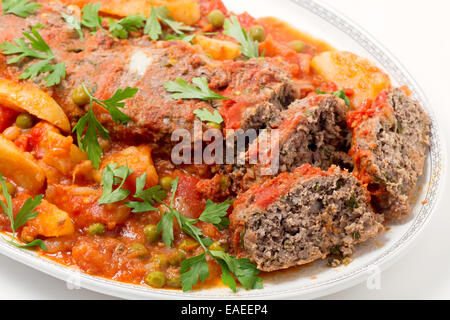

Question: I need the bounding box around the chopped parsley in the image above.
[223,15,259,59]
[0,174,47,250]
[0,25,66,86]
[164,77,229,101]
[1,0,41,18]
[72,83,138,169]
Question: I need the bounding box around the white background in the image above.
[1,0,449,299]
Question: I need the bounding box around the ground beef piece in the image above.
[230,164,383,272]
[225,95,352,192]
[347,88,430,221]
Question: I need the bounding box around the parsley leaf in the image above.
[62,12,84,41]
[198,199,231,230]
[98,164,133,205]
[165,77,229,101]
[144,6,194,41]
[72,83,137,169]
[81,3,110,36]
[165,33,195,43]
[2,0,41,18]
[179,253,209,292]
[193,108,224,125]
[108,14,145,39]
[0,25,66,86]
[316,88,351,107]
[223,15,259,59]
[0,174,47,250]
[126,173,167,213]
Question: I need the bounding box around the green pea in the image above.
[168,250,186,266]
[207,10,225,28]
[178,238,199,252]
[289,40,306,53]
[206,122,222,130]
[249,25,265,42]
[209,241,228,252]
[71,84,90,106]
[0,182,16,196]
[219,176,231,192]
[15,113,34,129]
[159,176,174,192]
[130,243,148,257]
[88,223,105,235]
[144,271,166,288]
[151,254,169,268]
[166,274,181,288]
[144,224,159,243]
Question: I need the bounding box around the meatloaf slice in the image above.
[230,164,383,272]
[347,88,431,221]
[225,95,351,192]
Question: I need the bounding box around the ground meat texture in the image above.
[0,2,295,143]
[225,95,351,192]
[230,164,383,272]
[348,88,431,221]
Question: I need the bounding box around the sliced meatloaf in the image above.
[0,1,295,143]
[224,95,351,192]
[347,88,431,221]
[230,164,383,272]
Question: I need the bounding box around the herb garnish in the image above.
[98,164,133,205]
[316,88,351,107]
[1,0,41,18]
[193,108,224,124]
[72,83,137,169]
[155,178,262,292]
[165,77,229,101]
[108,14,146,39]
[62,12,84,41]
[144,6,194,41]
[223,15,259,59]
[0,25,66,86]
[0,174,47,250]
[81,3,110,36]
[125,173,167,213]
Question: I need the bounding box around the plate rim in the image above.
[0,0,446,300]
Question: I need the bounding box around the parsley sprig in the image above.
[125,173,167,212]
[155,178,262,292]
[165,77,229,101]
[80,3,110,36]
[62,12,84,41]
[98,164,133,205]
[144,6,194,41]
[108,14,146,39]
[0,174,47,250]
[317,88,351,107]
[0,25,66,86]
[72,83,137,169]
[2,0,41,18]
[223,15,259,59]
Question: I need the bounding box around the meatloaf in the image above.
[224,95,352,192]
[230,164,383,272]
[0,1,295,142]
[347,88,430,221]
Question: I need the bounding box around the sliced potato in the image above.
[65,0,200,25]
[194,35,241,60]
[0,135,45,193]
[22,200,75,240]
[0,79,70,132]
[311,51,391,107]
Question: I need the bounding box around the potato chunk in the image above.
[0,79,71,132]
[0,135,45,193]
[194,35,241,60]
[311,51,391,107]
